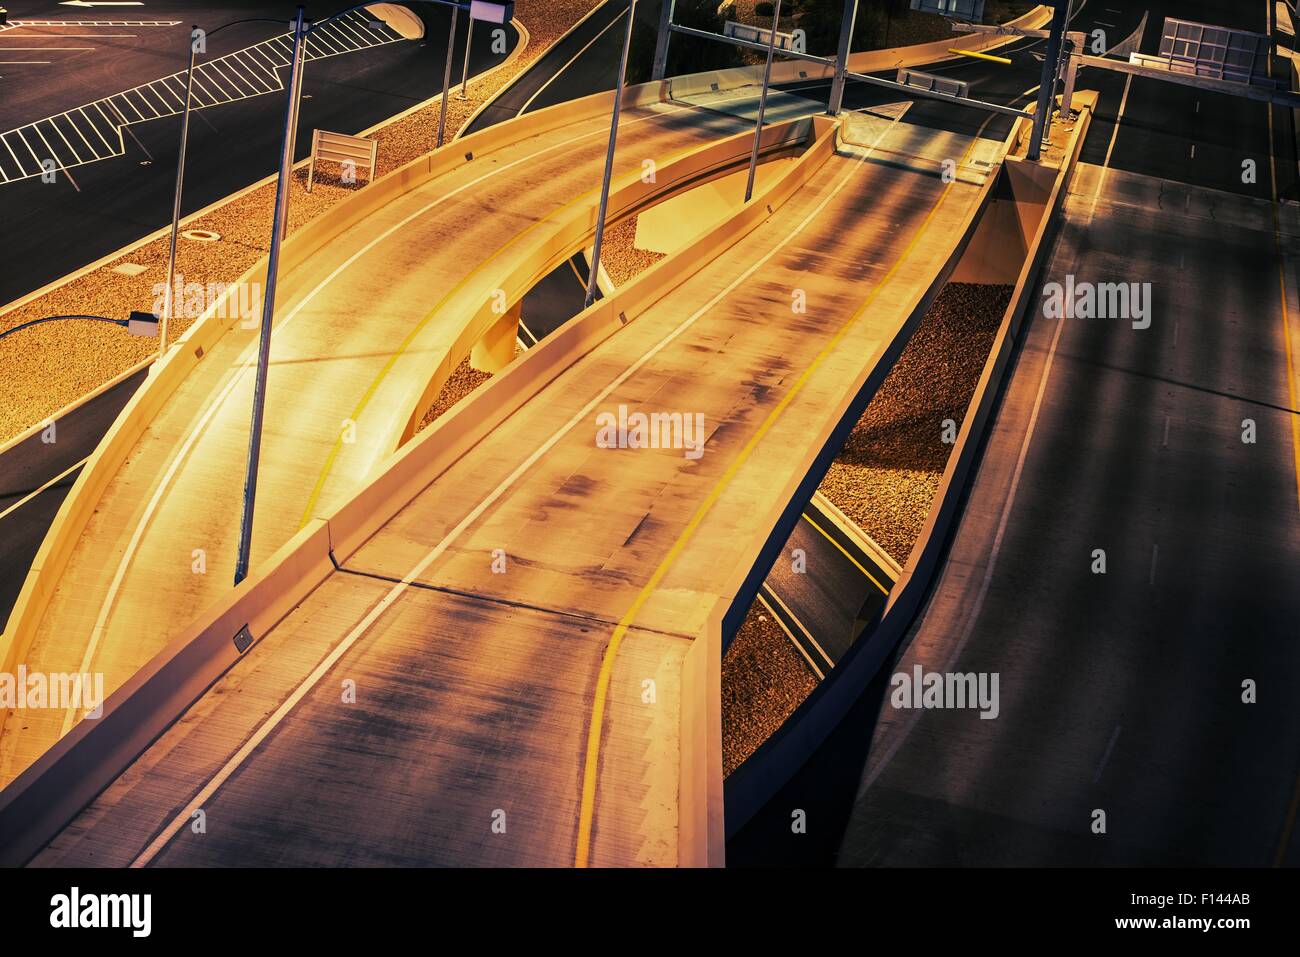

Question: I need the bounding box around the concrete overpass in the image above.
[0,82,820,788]
[1,83,1033,865]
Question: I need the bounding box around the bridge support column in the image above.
[827,0,859,116]
[471,300,520,373]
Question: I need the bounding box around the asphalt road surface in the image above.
[729,0,1300,867]
[0,366,146,626]
[0,0,518,304]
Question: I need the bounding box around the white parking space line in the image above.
[0,10,408,186]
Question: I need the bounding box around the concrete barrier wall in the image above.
[721,99,1095,839]
[0,517,334,867]
[0,113,841,865]
[390,116,815,449]
[333,113,839,562]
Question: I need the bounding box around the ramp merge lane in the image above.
[32,107,1007,867]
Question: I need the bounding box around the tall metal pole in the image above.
[583,0,636,309]
[160,26,199,359]
[1027,0,1068,161]
[234,6,307,586]
[827,0,858,115]
[651,0,675,81]
[437,5,459,146]
[458,14,474,98]
[744,0,781,203]
[280,17,308,239]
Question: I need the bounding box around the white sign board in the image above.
[307,129,379,193]
[723,19,798,52]
[469,1,514,23]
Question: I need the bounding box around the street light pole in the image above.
[744,0,782,203]
[827,0,858,116]
[280,18,309,239]
[160,26,199,360]
[234,5,307,586]
[458,14,474,98]
[437,5,459,146]
[651,0,675,81]
[583,0,636,309]
[1027,0,1069,161]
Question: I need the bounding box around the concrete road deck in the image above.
[32,108,1005,867]
[0,94,796,787]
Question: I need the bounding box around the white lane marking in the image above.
[763,582,834,669]
[857,259,1072,800]
[1087,72,1132,227]
[518,6,626,116]
[130,108,911,867]
[66,101,732,714]
[757,592,826,681]
[1092,724,1122,782]
[0,457,88,522]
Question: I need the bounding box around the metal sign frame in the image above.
[910,0,986,22]
[306,128,379,193]
[1156,17,1270,85]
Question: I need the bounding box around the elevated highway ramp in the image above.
[0,87,823,788]
[23,105,1008,868]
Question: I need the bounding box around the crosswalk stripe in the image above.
[59,111,100,160]
[47,116,83,164]
[1,133,30,178]
[1,13,407,186]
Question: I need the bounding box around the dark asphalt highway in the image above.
[729,0,1300,867]
[0,0,518,304]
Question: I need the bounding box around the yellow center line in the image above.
[800,510,889,595]
[572,128,986,867]
[297,132,777,529]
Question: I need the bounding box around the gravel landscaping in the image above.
[721,281,1013,774]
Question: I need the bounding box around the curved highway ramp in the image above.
[8,101,1010,867]
[0,84,819,789]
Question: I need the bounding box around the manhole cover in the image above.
[181,228,221,242]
